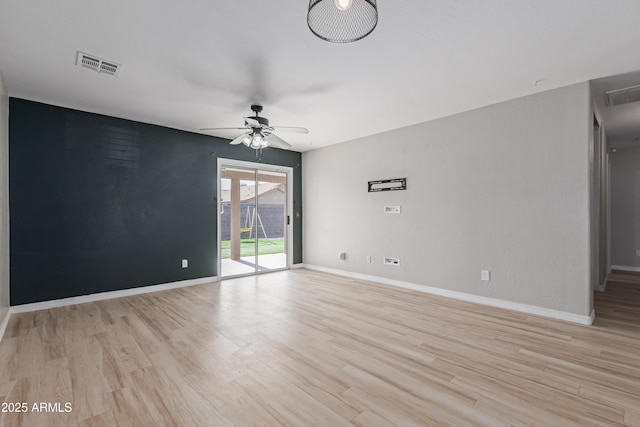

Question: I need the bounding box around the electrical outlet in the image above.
[366,255,372,263]
[339,252,346,260]
[481,270,490,281]
[636,250,640,257]
[182,259,188,268]
[383,257,400,266]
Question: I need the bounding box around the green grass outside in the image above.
[220,238,285,259]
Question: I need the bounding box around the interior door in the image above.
[219,161,290,278]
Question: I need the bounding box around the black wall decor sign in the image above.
[368,178,406,192]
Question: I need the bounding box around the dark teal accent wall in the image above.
[9,98,302,305]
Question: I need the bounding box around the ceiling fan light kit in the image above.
[307,0,378,43]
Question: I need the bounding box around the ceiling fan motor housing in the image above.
[247,115,270,127]
[248,105,269,127]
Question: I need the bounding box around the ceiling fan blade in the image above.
[271,126,309,134]
[265,133,292,149]
[230,133,250,145]
[244,117,260,128]
[199,127,247,131]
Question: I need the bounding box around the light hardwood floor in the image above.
[1,269,639,426]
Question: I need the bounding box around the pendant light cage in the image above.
[307,0,378,43]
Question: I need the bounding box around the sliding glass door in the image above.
[219,160,290,278]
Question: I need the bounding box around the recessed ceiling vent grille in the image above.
[606,84,640,107]
[76,52,122,76]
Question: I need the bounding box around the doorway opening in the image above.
[218,159,292,278]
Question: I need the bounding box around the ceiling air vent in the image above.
[606,84,640,107]
[76,52,122,76]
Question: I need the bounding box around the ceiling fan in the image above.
[200,105,308,151]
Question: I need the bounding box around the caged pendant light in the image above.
[307,0,378,43]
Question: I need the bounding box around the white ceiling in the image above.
[2,0,640,152]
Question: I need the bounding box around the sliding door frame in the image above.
[217,157,293,279]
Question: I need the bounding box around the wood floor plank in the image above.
[78,410,116,427]
[626,408,640,426]
[343,385,453,427]
[350,409,398,427]
[1,268,640,425]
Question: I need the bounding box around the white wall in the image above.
[303,83,592,317]
[0,71,9,328]
[610,146,640,268]
[588,98,610,294]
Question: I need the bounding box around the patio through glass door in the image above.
[219,162,289,278]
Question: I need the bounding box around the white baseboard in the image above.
[291,263,304,269]
[595,268,610,292]
[11,276,218,314]
[611,265,640,273]
[303,264,594,326]
[0,308,10,343]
